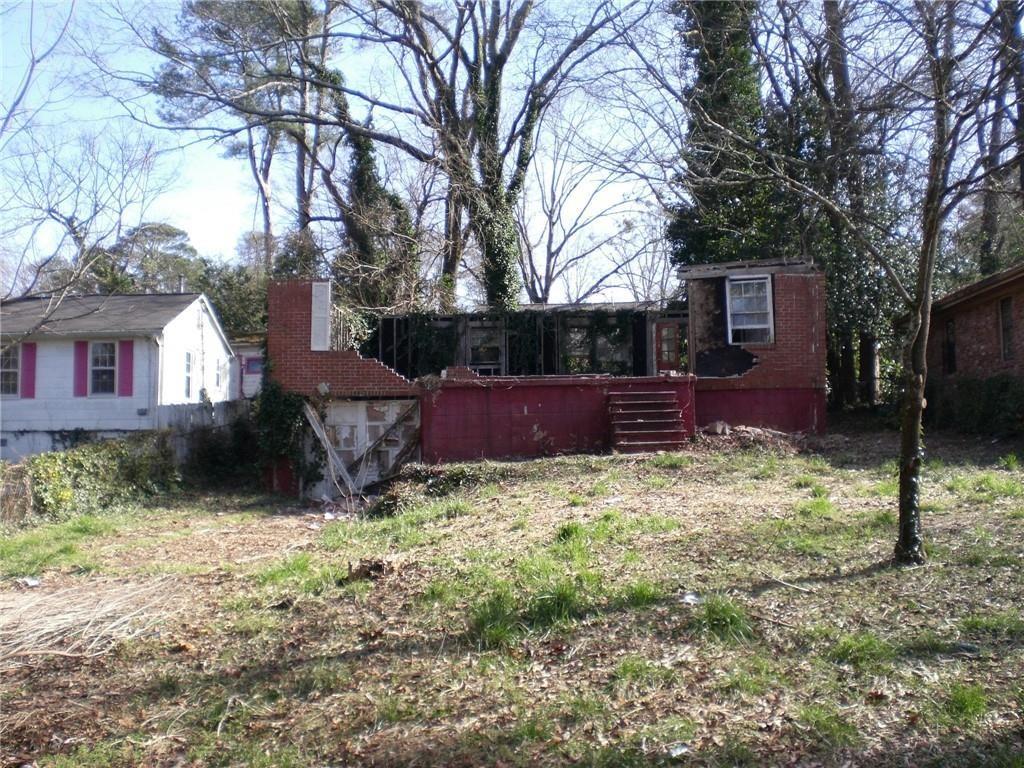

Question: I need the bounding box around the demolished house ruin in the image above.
[265,259,826,496]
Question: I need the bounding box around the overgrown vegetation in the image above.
[0,433,177,525]
[4,431,1023,766]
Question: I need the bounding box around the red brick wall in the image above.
[421,372,696,462]
[687,271,827,433]
[266,281,417,399]
[927,281,1024,382]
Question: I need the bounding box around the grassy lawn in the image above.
[1,430,1022,767]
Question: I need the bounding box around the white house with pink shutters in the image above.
[0,293,235,461]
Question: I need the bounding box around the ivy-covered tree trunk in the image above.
[475,199,522,312]
[895,323,928,565]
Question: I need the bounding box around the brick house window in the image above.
[469,324,502,376]
[90,341,116,394]
[726,277,774,344]
[1,345,19,395]
[944,319,956,374]
[1000,297,1013,361]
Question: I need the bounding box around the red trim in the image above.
[117,339,133,397]
[20,342,36,399]
[73,341,88,397]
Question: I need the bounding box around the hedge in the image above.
[1,432,178,525]
[926,375,1024,435]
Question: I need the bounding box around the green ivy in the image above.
[252,381,321,486]
[17,433,178,522]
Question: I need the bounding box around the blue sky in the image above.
[2,0,258,262]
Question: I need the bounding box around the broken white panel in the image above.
[310,282,331,351]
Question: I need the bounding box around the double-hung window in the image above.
[90,342,116,395]
[1,346,19,395]
[185,352,193,399]
[726,277,774,344]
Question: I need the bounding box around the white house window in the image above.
[726,277,774,344]
[1,346,19,395]
[90,342,116,394]
[185,352,193,399]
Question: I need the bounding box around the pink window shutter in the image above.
[73,341,89,397]
[21,342,36,399]
[117,340,134,397]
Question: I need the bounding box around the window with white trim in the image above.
[726,277,774,344]
[90,342,116,394]
[1,346,19,395]
[185,351,193,399]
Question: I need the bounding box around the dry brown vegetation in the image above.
[1,427,1022,767]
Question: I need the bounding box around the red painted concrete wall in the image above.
[695,388,826,434]
[420,371,695,463]
[267,281,417,399]
[690,271,827,433]
[927,279,1024,381]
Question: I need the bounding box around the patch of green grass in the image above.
[468,583,520,649]
[610,655,676,692]
[253,553,344,595]
[797,703,859,747]
[45,740,144,767]
[0,514,118,576]
[827,632,895,668]
[689,594,755,643]
[556,693,610,725]
[588,478,613,497]
[293,660,350,698]
[940,683,988,727]
[999,453,1020,471]
[793,475,830,498]
[960,610,1024,638]
[718,656,783,696]
[567,493,586,507]
[649,452,693,470]
[899,629,957,656]
[615,578,665,608]
[643,474,671,490]
[795,497,836,519]
[322,497,475,551]
[523,576,593,627]
[753,455,779,480]
[374,694,419,724]
[947,472,1024,502]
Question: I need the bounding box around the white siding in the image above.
[0,337,158,436]
[158,299,234,405]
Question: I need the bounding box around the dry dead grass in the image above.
[1,427,1022,767]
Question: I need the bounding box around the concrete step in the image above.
[609,391,676,402]
[612,428,688,443]
[613,421,686,434]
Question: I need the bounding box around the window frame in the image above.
[725,275,775,345]
[0,344,20,397]
[89,340,117,396]
[999,296,1014,361]
[244,356,263,375]
[184,351,193,399]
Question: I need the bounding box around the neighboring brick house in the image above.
[927,262,1024,381]
[925,263,1024,431]
[679,259,828,433]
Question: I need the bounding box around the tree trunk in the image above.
[979,81,1007,275]
[439,186,464,312]
[894,4,953,567]
[997,0,1024,198]
[839,328,858,406]
[858,330,879,406]
[475,199,522,312]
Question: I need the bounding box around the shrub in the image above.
[5,433,178,523]
[927,375,1024,435]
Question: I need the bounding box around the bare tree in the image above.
[514,109,646,304]
[1,130,163,343]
